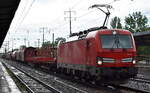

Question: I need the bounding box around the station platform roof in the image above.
[0,0,20,47]
[133,31,150,46]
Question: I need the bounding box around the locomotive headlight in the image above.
[112,31,117,35]
[97,60,102,65]
[97,57,102,65]
[133,60,136,64]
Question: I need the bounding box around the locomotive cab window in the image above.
[100,34,133,48]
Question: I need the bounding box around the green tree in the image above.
[110,16,122,29]
[143,27,150,31]
[125,11,148,33]
[42,37,66,47]
[55,37,66,45]
[137,46,150,55]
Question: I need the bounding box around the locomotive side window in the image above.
[101,35,133,48]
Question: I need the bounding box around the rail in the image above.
[2,62,34,93]
[2,62,61,93]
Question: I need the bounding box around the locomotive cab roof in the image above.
[67,27,132,42]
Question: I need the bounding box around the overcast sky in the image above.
[1,0,150,52]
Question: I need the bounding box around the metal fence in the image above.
[136,56,150,65]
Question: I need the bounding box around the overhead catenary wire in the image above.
[75,0,122,19]
[48,0,84,27]
[12,0,30,32]
[70,0,84,9]
[50,0,95,31]
[46,1,82,35]
[5,0,36,49]
[50,1,118,35]
[48,0,119,33]
[14,0,36,33]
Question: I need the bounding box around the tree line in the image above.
[110,11,150,33]
[42,37,66,47]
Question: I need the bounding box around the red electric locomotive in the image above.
[57,29,138,81]
[57,4,138,83]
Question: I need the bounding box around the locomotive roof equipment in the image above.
[69,4,113,38]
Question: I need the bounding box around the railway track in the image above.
[2,62,61,93]
[77,78,149,93]
[118,76,150,93]
[2,59,150,93]
[95,73,150,93]
[1,60,91,93]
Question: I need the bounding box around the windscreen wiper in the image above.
[111,35,120,48]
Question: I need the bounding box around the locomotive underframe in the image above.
[57,62,138,80]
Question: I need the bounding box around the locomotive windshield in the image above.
[101,35,133,48]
